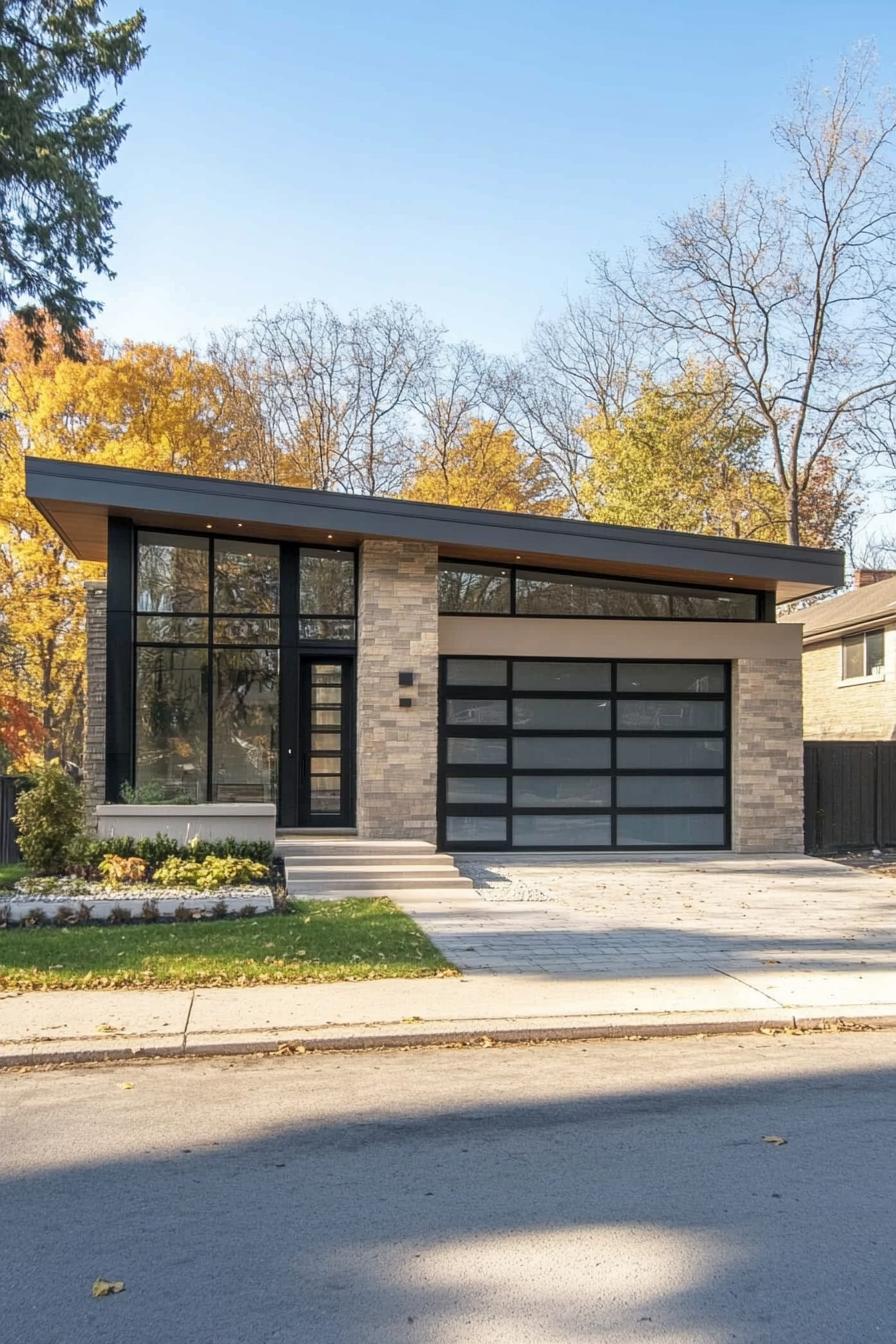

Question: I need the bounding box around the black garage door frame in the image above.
[438,656,731,851]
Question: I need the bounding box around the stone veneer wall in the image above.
[731,657,804,852]
[800,628,896,740]
[83,581,108,827]
[355,540,439,841]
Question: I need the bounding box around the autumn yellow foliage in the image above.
[406,418,564,514]
[0,319,238,767]
[580,364,848,547]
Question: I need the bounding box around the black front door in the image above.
[297,656,355,826]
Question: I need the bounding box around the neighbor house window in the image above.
[842,630,885,681]
[437,562,759,620]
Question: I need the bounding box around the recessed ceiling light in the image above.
[327,534,333,539]
[237,522,243,528]
[205,523,212,530]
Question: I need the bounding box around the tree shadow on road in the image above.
[1,1043,893,1343]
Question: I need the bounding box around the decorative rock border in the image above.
[1,883,275,925]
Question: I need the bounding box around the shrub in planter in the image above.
[107,904,133,925]
[81,834,274,875]
[152,854,268,890]
[13,764,84,874]
[98,854,148,886]
[152,857,203,888]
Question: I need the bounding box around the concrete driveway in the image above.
[395,853,896,1012]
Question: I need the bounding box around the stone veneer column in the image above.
[83,580,108,827]
[731,658,804,852]
[355,540,439,841]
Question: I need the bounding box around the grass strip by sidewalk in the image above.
[0,898,456,990]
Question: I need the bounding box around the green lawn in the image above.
[0,898,455,990]
[0,862,27,890]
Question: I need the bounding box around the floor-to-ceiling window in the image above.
[135,532,280,803]
[130,529,357,814]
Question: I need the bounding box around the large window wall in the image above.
[130,529,356,805]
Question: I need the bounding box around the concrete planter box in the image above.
[4,889,275,923]
[95,803,276,845]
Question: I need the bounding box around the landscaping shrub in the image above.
[141,899,160,922]
[152,854,269,890]
[107,904,133,925]
[80,834,274,876]
[13,764,84,875]
[120,781,194,804]
[98,854,148,886]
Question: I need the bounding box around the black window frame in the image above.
[128,525,358,806]
[438,655,731,851]
[438,557,766,622]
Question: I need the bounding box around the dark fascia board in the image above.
[25,456,845,597]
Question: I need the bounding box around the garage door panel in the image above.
[512,660,611,692]
[616,699,725,731]
[617,663,726,693]
[440,658,729,850]
[513,775,613,808]
[513,737,611,769]
[512,698,611,730]
[513,815,612,847]
[616,737,726,769]
[446,737,509,765]
[616,775,726,808]
[616,813,727,847]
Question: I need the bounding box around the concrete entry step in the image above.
[282,853,455,870]
[289,876,473,896]
[276,828,357,837]
[279,835,471,900]
[276,840,439,859]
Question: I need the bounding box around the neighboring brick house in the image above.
[26,456,844,854]
[781,571,896,740]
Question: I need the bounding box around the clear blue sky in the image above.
[95,0,896,357]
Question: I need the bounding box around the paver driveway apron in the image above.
[392,853,896,1008]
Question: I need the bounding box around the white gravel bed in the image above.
[456,862,557,903]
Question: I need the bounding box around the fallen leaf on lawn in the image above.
[91,1279,125,1298]
[762,1135,788,1145]
[120,1083,134,1090]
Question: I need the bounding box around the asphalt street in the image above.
[1,1031,894,1343]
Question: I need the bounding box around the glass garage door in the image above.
[439,658,729,850]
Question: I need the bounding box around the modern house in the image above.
[781,570,896,740]
[25,457,843,854]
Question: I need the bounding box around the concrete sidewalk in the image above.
[3,962,896,1065]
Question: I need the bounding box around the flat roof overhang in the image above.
[24,457,845,602]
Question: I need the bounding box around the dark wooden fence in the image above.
[0,776,26,865]
[804,741,896,853]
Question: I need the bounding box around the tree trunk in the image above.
[785,486,801,547]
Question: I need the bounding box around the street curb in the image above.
[5,1010,896,1066]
